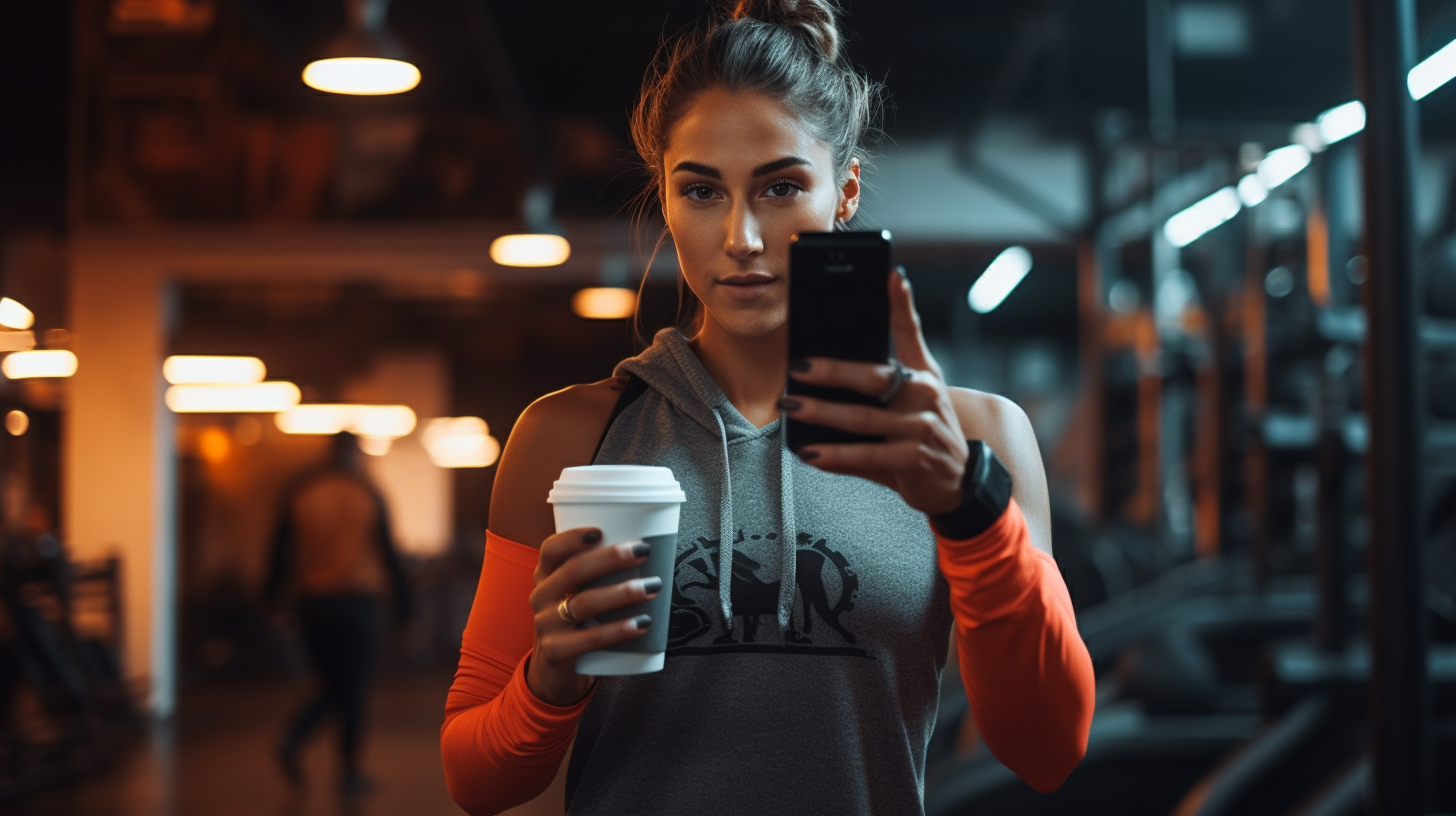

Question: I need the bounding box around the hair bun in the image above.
[732,0,842,62]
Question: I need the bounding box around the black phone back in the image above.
[786,230,892,451]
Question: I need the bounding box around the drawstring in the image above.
[777,428,797,631]
[713,408,735,623]
[712,406,796,635]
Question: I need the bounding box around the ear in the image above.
[836,159,861,223]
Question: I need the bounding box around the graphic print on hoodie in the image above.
[563,328,954,816]
[667,528,866,657]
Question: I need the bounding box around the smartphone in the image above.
[785,230,893,451]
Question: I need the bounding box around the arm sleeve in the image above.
[440,531,594,816]
[937,499,1096,793]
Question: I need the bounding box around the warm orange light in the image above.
[198,426,231,463]
[5,410,28,436]
[422,417,500,468]
[489,234,571,267]
[275,404,417,439]
[163,355,266,385]
[165,382,301,413]
[303,57,420,95]
[0,298,34,330]
[2,350,78,379]
[572,287,638,320]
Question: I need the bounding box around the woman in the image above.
[441,2,1095,814]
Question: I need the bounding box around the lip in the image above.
[715,274,779,300]
[716,273,778,286]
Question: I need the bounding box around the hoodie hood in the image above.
[614,329,799,632]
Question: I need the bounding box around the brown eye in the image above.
[766,181,799,198]
[685,185,715,201]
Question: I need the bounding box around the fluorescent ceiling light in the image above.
[490,234,571,267]
[352,405,417,439]
[1255,144,1312,190]
[1409,37,1456,100]
[275,404,417,439]
[163,355,266,385]
[1315,100,1366,146]
[1163,187,1241,248]
[572,287,637,320]
[1236,174,1269,207]
[422,417,500,468]
[0,298,34,330]
[303,1,419,96]
[967,246,1033,314]
[165,382,301,413]
[303,57,419,95]
[2,349,78,379]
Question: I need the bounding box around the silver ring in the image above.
[877,359,912,404]
[557,593,580,625]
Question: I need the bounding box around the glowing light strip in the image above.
[163,355,266,385]
[967,247,1033,314]
[165,382,300,413]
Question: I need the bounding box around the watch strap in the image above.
[929,440,1013,540]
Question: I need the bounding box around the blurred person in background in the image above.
[439,1,1094,814]
[265,431,412,798]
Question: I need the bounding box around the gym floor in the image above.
[9,668,466,816]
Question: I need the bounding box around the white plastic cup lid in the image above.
[548,465,686,504]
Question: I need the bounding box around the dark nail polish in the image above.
[629,614,652,630]
[777,397,802,411]
[630,541,651,558]
[799,449,820,461]
[788,358,811,373]
[583,530,602,544]
[642,576,663,594]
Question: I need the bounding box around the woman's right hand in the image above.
[525,527,659,706]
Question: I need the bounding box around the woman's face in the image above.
[662,88,859,340]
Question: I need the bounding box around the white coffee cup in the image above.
[548,465,685,675]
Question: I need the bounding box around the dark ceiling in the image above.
[3,0,1455,231]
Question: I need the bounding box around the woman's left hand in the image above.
[782,269,968,517]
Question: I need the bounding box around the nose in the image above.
[724,200,763,261]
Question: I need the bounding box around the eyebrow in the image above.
[670,156,811,179]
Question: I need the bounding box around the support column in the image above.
[1352,0,1429,812]
[65,248,176,717]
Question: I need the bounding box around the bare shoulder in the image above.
[946,387,1053,554]
[488,376,627,549]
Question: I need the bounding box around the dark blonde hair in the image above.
[628,0,884,343]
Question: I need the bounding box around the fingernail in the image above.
[640,576,663,594]
[630,541,651,558]
[788,359,811,373]
[583,530,602,544]
[895,265,907,279]
[798,449,820,461]
[777,397,802,411]
[629,614,652,630]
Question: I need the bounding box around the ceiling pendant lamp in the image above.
[490,182,572,268]
[303,0,420,96]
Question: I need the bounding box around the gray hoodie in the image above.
[565,329,954,816]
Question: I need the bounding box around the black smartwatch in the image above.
[929,440,1013,540]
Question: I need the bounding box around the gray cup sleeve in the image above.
[578,532,677,655]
